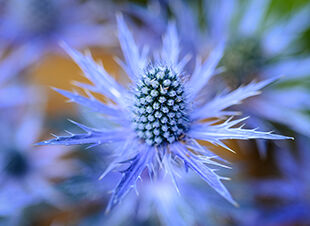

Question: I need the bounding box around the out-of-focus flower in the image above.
[0,46,45,123]
[125,0,214,55]
[0,82,39,111]
[77,176,196,226]
[39,15,291,212]
[247,137,310,225]
[0,103,75,219]
[0,0,116,83]
[77,166,257,226]
[122,0,168,47]
[205,0,310,141]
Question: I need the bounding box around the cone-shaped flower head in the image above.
[132,66,190,145]
[39,15,292,211]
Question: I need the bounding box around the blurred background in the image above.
[0,0,310,225]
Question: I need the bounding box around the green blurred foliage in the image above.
[268,0,310,53]
[268,0,309,15]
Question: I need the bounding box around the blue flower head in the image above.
[203,0,310,139]
[0,47,43,121]
[246,136,310,225]
[39,15,292,211]
[0,54,73,217]
[0,103,75,218]
[0,0,116,83]
[79,176,199,226]
[77,167,245,226]
[5,0,58,38]
[0,0,113,42]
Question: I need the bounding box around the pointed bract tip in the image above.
[59,41,70,51]
[233,201,240,208]
[51,87,65,95]
[116,12,125,27]
[34,141,45,146]
[105,199,115,214]
[35,140,53,146]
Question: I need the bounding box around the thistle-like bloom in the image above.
[0,0,115,83]
[0,48,42,119]
[0,83,38,111]
[0,104,75,218]
[83,177,208,226]
[248,137,310,225]
[40,15,291,211]
[205,0,310,139]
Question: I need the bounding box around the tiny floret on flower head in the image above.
[132,67,189,146]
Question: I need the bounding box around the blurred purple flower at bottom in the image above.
[101,174,199,226]
[248,137,310,225]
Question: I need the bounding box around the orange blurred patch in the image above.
[30,48,121,116]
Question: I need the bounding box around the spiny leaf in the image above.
[106,147,154,212]
[173,143,238,206]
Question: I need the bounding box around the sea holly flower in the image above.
[0,104,75,219]
[39,15,291,211]
[0,48,43,122]
[246,137,310,225]
[0,0,115,83]
[71,159,245,226]
[204,0,310,140]
[0,83,39,111]
[82,176,206,226]
[0,50,73,218]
